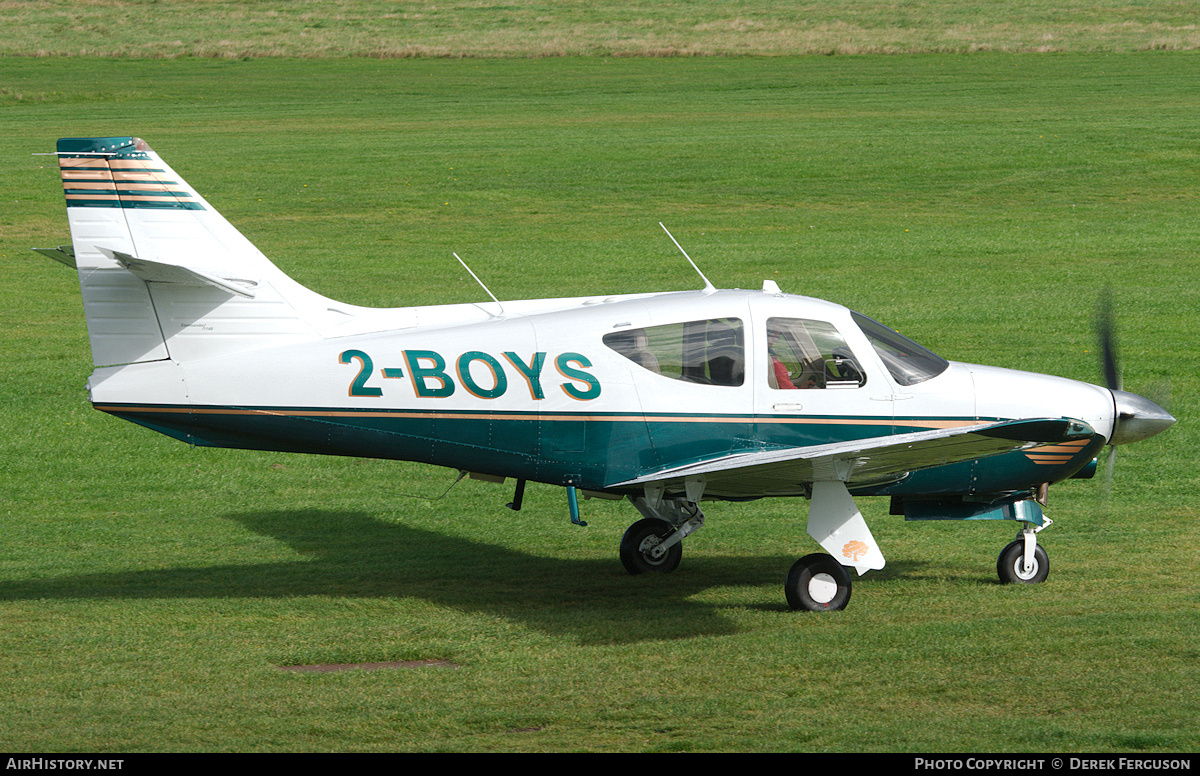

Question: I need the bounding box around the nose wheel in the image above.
[997,539,1049,584]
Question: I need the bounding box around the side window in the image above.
[603,318,744,387]
[766,317,866,389]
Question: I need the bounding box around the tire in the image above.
[785,553,852,612]
[620,518,683,575]
[996,540,1050,584]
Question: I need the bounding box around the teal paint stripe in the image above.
[57,137,137,155]
[95,403,1106,498]
[63,188,191,199]
[66,199,206,210]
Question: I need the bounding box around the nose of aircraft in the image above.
[1110,389,1176,445]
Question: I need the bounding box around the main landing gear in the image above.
[618,504,855,611]
[620,479,879,612]
[784,553,852,611]
[618,495,858,612]
[619,499,704,576]
[619,518,683,574]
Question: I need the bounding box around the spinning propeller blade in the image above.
[1093,288,1175,495]
[1096,288,1121,493]
[1096,287,1121,392]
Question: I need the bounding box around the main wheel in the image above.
[785,553,852,611]
[620,518,682,575]
[996,540,1050,584]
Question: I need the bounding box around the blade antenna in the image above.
[454,252,504,314]
[660,222,715,293]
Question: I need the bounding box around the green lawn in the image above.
[3,0,1198,57]
[1,53,1196,751]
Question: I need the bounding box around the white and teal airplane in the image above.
[40,136,1175,612]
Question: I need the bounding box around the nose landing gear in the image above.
[997,518,1053,584]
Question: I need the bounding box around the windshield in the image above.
[851,312,949,386]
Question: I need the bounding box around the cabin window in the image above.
[850,312,948,386]
[603,318,744,387]
[766,317,866,389]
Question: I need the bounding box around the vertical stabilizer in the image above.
[57,136,329,368]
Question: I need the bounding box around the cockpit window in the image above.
[851,312,949,386]
[767,318,866,389]
[604,318,744,387]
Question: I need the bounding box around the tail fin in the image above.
[57,137,341,367]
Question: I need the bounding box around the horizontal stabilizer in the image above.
[98,248,257,299]
[33,246,76,268]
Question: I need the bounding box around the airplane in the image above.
[37,136,1176,612]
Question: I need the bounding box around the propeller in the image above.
[1097,287,1121,393]
[1095,288,1121,493]
[1094,288,1175,494]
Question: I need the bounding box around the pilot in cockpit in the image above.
[767,325,817,390]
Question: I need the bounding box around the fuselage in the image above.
[89,287,1117,501]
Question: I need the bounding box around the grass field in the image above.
[3,0,1199,57]
[1,9,1198,754]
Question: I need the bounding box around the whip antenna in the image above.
[660,223,715,292]
[454,252,504,314]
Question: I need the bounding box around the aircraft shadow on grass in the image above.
[0,509,921,644]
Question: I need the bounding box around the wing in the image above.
[609,417,1097,498]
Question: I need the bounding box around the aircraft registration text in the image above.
[339,349,602,401]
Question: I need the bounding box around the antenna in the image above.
[659,222,715,292]
[453,252,504,313]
